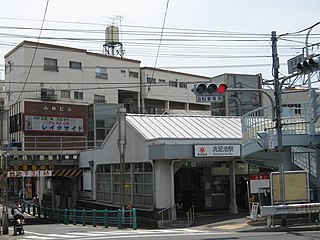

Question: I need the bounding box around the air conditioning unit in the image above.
[41,88,57,101]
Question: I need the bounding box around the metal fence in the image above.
[23,201,137,230]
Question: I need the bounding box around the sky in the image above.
[1,0,320,83]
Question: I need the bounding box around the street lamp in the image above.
[305,22,320,137]
[2,152,9,235]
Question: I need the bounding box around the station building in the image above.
[78,114,266,217]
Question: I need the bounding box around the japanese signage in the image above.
[196,95,223,103]
[194,144,241,157]
[43,105,72,112]
[250,174,270,194]
[24,115,84,133]
[7,170,52,178]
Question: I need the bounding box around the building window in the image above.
[61,90,71,99]
[10,113,22,133]
[282,104,302,115]
[96,162,154,207]
[74,91,83,100]
[129,71,139,78]
[169,80,178,87]
[179,82,187,89]
[69,61,82,70]
[145,107,156,114]
[147,77,156,84]
[94,95,105,103]
[121,69,126,76]
[44,58,58,71]
[5,62,14,74]
[96,66,108,79]
[159,79,166,84]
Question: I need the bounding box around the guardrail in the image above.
[22,201,137,230]
[260,203,320,227]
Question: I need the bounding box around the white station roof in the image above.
[126,114,242,141]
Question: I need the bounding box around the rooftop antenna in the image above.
[103,16,124,57]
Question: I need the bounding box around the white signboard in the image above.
[7,170,52,177]
[250,174,270,194]
[25,115,84,133]
[194,144,241,157]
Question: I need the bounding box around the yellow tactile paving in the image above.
[212,223,248,230]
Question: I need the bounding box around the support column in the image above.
[164,101,169,111]
[153,160,176,220]
[229,159,238,214]
[316,148,320,201]
[170,161,177,221]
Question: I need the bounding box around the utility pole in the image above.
[117,106,127,226]
[272,31,286,227]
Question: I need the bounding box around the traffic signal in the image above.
[297,56,320,73]
[193,83,227,95]
[310,89,320,122]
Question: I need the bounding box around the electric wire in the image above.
[148,0,169,96]
[16,0,50,103]
[0,17,319,86]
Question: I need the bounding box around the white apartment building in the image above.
[4,41,141,108]
[4,41,215,115]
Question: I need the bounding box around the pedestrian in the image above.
[11,200,25,235]
[12,200,24,217]
[32,195,40,206]
[18,189,23,200]
[238,177,247,209]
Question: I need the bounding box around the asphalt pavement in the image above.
[1,206,320,238]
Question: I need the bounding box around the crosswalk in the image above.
[16,228,218,240]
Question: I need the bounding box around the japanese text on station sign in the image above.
[194,144,241,157]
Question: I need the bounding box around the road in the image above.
[2,223,320,240]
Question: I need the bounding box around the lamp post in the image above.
[2,152,9,235]
[117,106,127,226]
[305,22,320,137]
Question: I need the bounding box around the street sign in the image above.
[287,54,304,74]
[196,95,223,102]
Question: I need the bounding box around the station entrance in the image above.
[175,167,205,211]
[174,161,257,212]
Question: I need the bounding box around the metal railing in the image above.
[241,103,312,146]
[8,136,91,152]
[186,205,195,226]
[22,201,137,230]
[158,204,177,224]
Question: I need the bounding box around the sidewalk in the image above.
[191,209,320,232]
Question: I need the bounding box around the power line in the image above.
[16,0,50,102]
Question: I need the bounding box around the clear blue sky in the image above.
[1,0,320,81]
